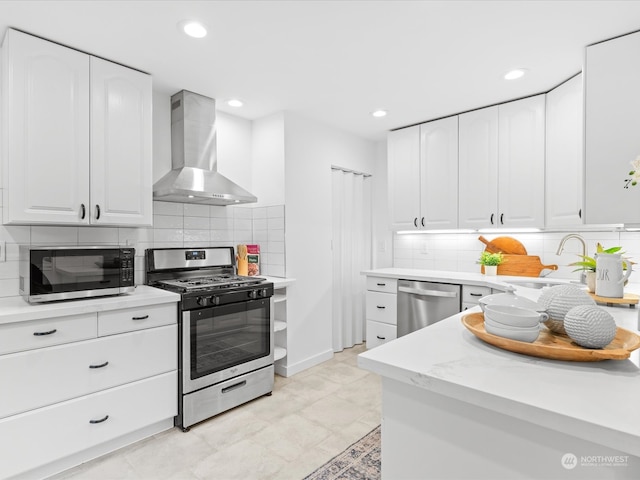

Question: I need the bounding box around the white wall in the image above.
[281,112,377,375]
[251,112,285,206]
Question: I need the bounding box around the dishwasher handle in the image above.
[398,286,458,298]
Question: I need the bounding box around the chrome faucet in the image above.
[556,234,587,284]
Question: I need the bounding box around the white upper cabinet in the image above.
[497,95,545,228]
[545,73,584,227]
[388,118,458,230]
[388,126,421,230]
[585,31,640,225]
[90,57,152,226]
[458,106,499,229]
[2,29,152,226]
[2,29,90,225]
[419,117,458,229]
[459,96,545,229]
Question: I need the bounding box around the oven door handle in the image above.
[221,380,247,394]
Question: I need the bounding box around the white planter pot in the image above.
[484,265,498,276]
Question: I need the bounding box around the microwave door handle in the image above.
[398,286,458,298]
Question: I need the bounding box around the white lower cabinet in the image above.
[461,284,491,311]
[366,321,397,349]
[0,372,176,480]
[366,276,397,349]
[0,300,178,480]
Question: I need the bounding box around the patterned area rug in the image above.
[303,425,381,480]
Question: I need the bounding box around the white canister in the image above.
[595,253,632,298]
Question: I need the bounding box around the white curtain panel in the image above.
[332,168,372,352]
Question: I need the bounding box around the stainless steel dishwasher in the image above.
[397,280,461,336]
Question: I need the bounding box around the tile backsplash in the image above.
[0,200,286,298]
[393,230,640,282]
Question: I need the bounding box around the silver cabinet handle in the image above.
[398,286,457,298]
[222,380,247,394]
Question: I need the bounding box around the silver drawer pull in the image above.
[399,286,458,298]
[376,335,386,340]
[89,415,109,424]
[132,315,149,321]
[89,361,109,369]
[33,329,57,336]
[376,305,386,309]
[222,380,247,394]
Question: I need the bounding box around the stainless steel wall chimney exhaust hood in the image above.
[153,90,257,205]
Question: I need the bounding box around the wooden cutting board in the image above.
[481,254,558,277]
[478,236,527,255]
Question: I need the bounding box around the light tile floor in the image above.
[51,343,380,480]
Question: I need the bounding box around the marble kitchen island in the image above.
[358,284,640,479]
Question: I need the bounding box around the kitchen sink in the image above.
[506,279,571,290]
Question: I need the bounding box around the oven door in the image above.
[182,297,274,394]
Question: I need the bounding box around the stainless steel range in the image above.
[146,247,274,431]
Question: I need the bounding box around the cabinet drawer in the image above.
[0,371,177,480]
[0,325,177,419]
[98,303,176,336]
[0,313,97,355]
[462,285,491,304]
[366,291,397,325]
[366,320,397,349]
[366,276,398,294]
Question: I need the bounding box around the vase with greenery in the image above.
[569,243,634,292]
[479,252,504,276]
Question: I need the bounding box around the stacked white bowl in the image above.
[483,305,549,343]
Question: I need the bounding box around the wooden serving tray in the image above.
[461,312,640,361]
[588,292,639,308]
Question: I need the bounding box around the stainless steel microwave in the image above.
[19,246,135,303]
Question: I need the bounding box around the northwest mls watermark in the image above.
[562,453,629,469]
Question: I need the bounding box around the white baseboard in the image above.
[274,348,333,377]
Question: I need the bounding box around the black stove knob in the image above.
[196,296,208,306]
[260,288,268,297]
[209,296,220,306]
[248,290,258,299]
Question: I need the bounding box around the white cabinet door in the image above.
[2,29,90,225]
[420,116,458,229]
[90,57,152,226]
[0,372,176,480]
[585,32,640,225]
[546,74,584,227]
[388,126,421,229]
[458,106,499,229]
[498,95,545,228]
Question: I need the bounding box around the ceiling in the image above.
[2,0,640,141]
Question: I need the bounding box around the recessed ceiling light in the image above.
[504,68,527,80]
[371,110,388,118]
[180,20,207,38]
[227,99,244,108]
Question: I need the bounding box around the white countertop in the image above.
[0,285,181,325]
[359,268,640,456]
[260,275,296,289]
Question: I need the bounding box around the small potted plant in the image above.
[479,252,504,276]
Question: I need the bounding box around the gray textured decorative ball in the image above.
[564,305,617,349]
[537,285,596,334]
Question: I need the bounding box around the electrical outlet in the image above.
[0,241,5,262]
